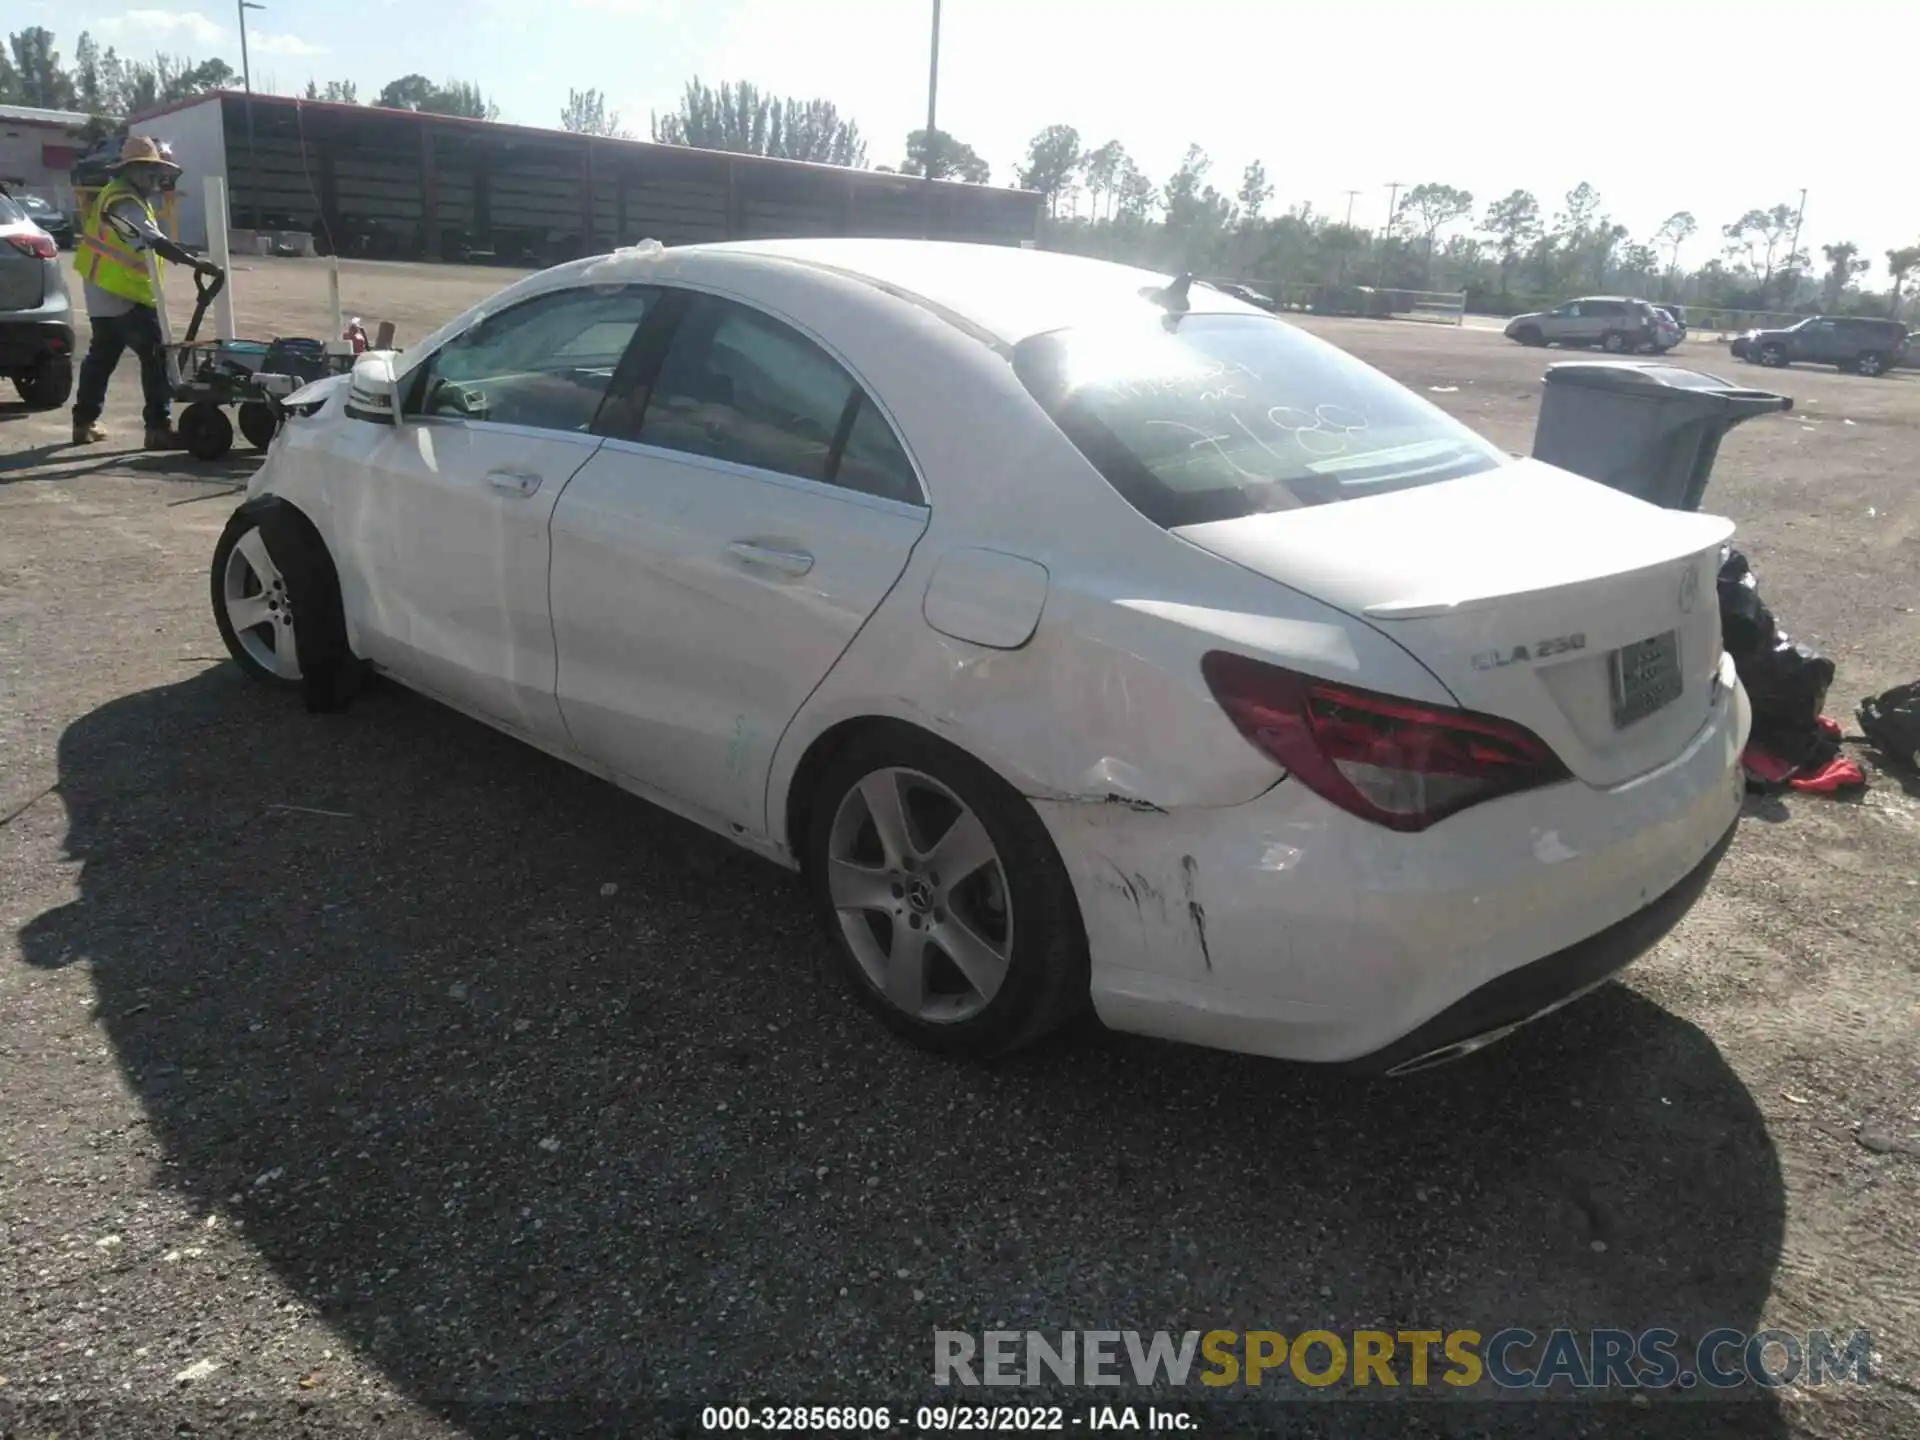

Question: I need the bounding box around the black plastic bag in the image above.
[1716,546,1837,761]
[1858,683,1920,773]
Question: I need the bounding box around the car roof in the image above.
[671,237,1263,345]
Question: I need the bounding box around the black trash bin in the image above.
[1531,360,1792,511]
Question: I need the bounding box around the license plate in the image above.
[1609,630,1684,730]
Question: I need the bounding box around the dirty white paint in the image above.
[236,237,1755,1064]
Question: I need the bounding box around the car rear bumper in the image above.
[0,316,75,368]
[1037,655,1749,1067]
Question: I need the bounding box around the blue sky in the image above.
[25,0,1919,280]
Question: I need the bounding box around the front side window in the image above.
[405,284,656,432]
[1014,313,1504,528]
[633,294,922,502]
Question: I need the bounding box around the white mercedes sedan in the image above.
[210,238,1749,1074]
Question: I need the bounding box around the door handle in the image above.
[726,541,814,577]
[486,468,542,497]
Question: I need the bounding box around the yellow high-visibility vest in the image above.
[74,177,162,306]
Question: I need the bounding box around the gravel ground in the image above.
[1,258,1917,1438]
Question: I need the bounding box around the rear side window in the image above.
[631,293,923,504]
[1014,314,1504,528]
[0,193,24,224]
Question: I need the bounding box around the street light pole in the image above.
[238,0,266,230]
[922,0,941,238]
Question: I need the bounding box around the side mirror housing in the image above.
[345,352,403,425]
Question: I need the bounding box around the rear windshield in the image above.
[1013,313,1504,527]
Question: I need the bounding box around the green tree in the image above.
[1480,189,1539,296]
[1886,245,1920,318]
[376,74,437,110]
[304,78,359,103]
[427,79,497,121]
[1820,242,1869,309]
[1113,156,1155,222]
[1017,124,1082,217]
[903,127,989,183]
[1655,210,1696,289]
[1721,204,1799,285]
[1397,182,1474,284]
[8,27,78,109]
[1236,159,1272,222]
[561,86,628,137]
[1557,181,1601,236]
[650,78,864,166]
[72,32,104,113]
[1080,139,1124,221]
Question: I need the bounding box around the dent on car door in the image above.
[353,282,658,740]
[549,289,930,837]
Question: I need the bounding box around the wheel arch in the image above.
[780,713,1027,872]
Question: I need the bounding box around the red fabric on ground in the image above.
[1816,715,1844,740]
[1785,753,1866,793]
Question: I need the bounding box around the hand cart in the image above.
[149,259,357,462]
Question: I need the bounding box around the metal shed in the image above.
[128,91,1042,264]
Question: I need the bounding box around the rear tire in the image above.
[181,401,234,460]
[804,725,1090,1058]
[13,355,73,410]
[1856,351,1887,377]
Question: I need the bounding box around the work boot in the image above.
[144,426,191,451]
[72,419,107,444]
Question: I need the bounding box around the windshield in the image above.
[1013,313,1504,527]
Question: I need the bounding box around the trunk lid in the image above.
[1176,459,1734,788]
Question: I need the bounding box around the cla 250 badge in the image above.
[1471,633,1588,671]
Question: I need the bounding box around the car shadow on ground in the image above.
[18,669,1793,1437]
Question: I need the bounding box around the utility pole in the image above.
[921,0,941,239]
[1339,190,1360,284]
[238,0,265,230]
[1785,186,1808,305]
[1384,181,1404,238]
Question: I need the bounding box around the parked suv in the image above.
[1504,296,1665,353]
[0,184,76,410]
[1730,316,1909,376]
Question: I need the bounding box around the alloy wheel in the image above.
[221,526,302,680]
[826,766,1013,1024]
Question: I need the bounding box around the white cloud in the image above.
[98,8,227,46]
[249,32,327,57]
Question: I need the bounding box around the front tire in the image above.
[211,505,303,686]
[13,355,73,410]
[1512,325,1543,347]
[181,401,234,460]
[805,726,1089,1057]
[1601,330,1629,354]
[1758,343,1786,367]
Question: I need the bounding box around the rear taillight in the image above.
[1200,651,1569,832]
[6,231,58,259]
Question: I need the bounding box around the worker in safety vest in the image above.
[70,135,222,448]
